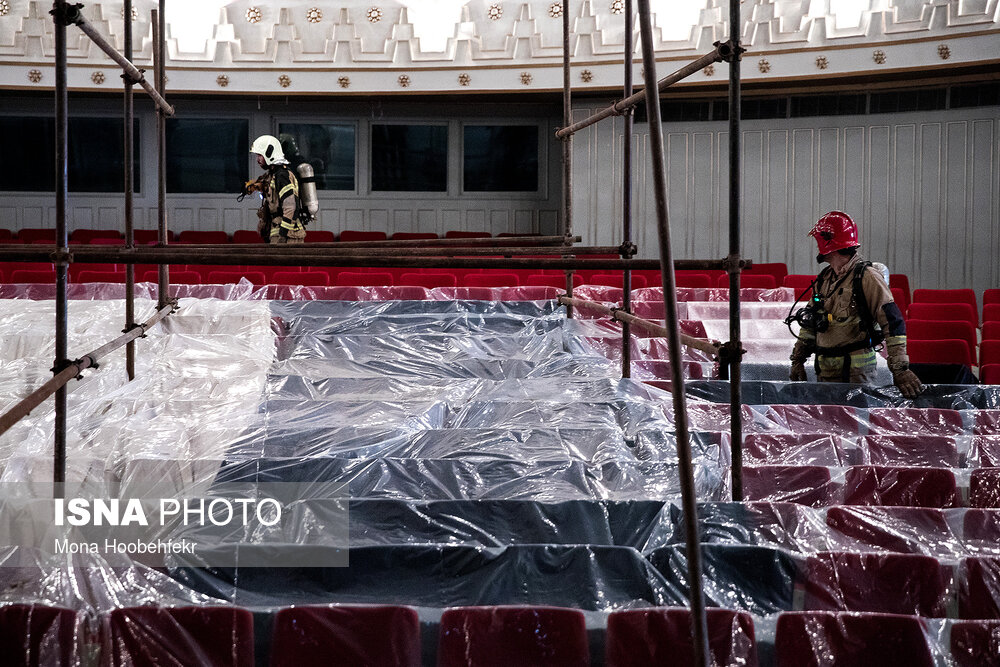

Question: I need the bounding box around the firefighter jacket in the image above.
[790,254,910,372]
[261,165,303,239]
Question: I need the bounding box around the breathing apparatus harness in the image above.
[784,261,885,355]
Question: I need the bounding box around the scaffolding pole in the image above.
[0,303,175,438]
[124,0,136,381]
[154,5,170,310]
[636,0,710,664]
[726,0,747,501]
[561,0,574,316]
[51,0,70,493]
[554,46,727,140]
[620,0,635,379]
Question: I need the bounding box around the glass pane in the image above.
[371,124,447,192]
[277,123,356,190]
[166,119,249,193]
[0,117,140,193]
[463,125,539,192]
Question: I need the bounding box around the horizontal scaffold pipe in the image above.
[554,45,730,139]
[559,295,721,358]
[310,235,579,248]
[166,245,624,257]
[0,301,175,438]
[66,7,174,116]
[0,246,746,272]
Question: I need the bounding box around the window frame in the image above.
[164,115,252,196]
[274,118,360,195]
[459,121,545,197]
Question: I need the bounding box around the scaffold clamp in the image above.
[715,40,746,63]
[50,2,84,26]
[618,241,638,259]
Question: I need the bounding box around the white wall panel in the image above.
[573,106,1000,297]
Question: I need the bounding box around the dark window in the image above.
[950,83,1000,109]
[790,94,867,117]
[714,98,788,121]
[166,118,248,193]
[870,89,946,114]
[277,123,356,190]
[635,100,712,123]
[0,116,140,192]
[371,124,447,192]
[463,125,538,192]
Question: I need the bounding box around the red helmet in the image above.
[809,210,859,255]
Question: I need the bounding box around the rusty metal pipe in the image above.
[0,302,174,438]
[554,46,727,139]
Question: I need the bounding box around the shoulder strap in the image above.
[852,261,885,347]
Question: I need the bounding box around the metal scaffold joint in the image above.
[715,40,747,63]
[618,241,638,259]
[50,2,84,26]
[723,254,750,274]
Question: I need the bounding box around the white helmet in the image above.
[250,135,287,165]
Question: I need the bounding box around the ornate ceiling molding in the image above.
[0,0,997,93]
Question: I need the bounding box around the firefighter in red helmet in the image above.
[789,211,924,398]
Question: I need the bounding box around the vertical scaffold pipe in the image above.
[561,0,574,318]
[52,0,69,492]
[636,1,710,664]
[621,0,634,378]
[154,6,169,309]
[124,0,136,380]
[727,0,745,501]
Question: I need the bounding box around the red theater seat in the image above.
[981,365,1000,385]
[208,270,267,285]
[77,270,126,283]
[861,434,960,467]
[304,230,335,243]
[985,289,1000,306]
[958,557,1000,619]
[71,229,121,244]
[9,270,55,283]
[868,407,964,436]
[907,319,978,366]
[907,339,973,366]
[775,611,933,667]
[69,262,117,281]
[0,228,12,241]
[232,230,264,244]
[717,273,778,289]
[950,620,1000,667]
[825,506,952,554]
[742,433,852,466]
[0,603,77,667]
[982,322,1000,341]
[398,272,456,288]
[843,466,961,508]
[763,404,861,437]
[464,272,519,288]
[272,270,329,287]
[105,606,254,667]
[743,465,838,507]
[975,410,1000,435]
[803,552,953,616]
[335,271,393,287]
[524,274,581,289]
[141,270,201,284]
[890,274,912,311]
[913,288,979,323]
[177,230,230,244]
[588,273,648,289]
[339,230,387,242]
[270,605,420,667]
[606,607,757,667]
[907,302,978,329]
[969,468,1000,508]
[391,232,438,240]
[980,341,1000,368]
[16,228,55,243]
[983,304,1000,325]
[437,606,588,667]
[745,262,788,284]
[444,231,491,239]
[675,272,713,289]
[133,229,175,244]
[782,274,817,292]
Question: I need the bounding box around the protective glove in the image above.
[892,368,924,398]
[789,361,807,382]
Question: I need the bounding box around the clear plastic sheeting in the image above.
[0,283,998,666]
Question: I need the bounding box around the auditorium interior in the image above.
[0,0,999,665]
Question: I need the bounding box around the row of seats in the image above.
[0,228,528,244]
[744,464,998,508]
[5,602,996,666]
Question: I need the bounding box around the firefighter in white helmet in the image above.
[247,135,306,244]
